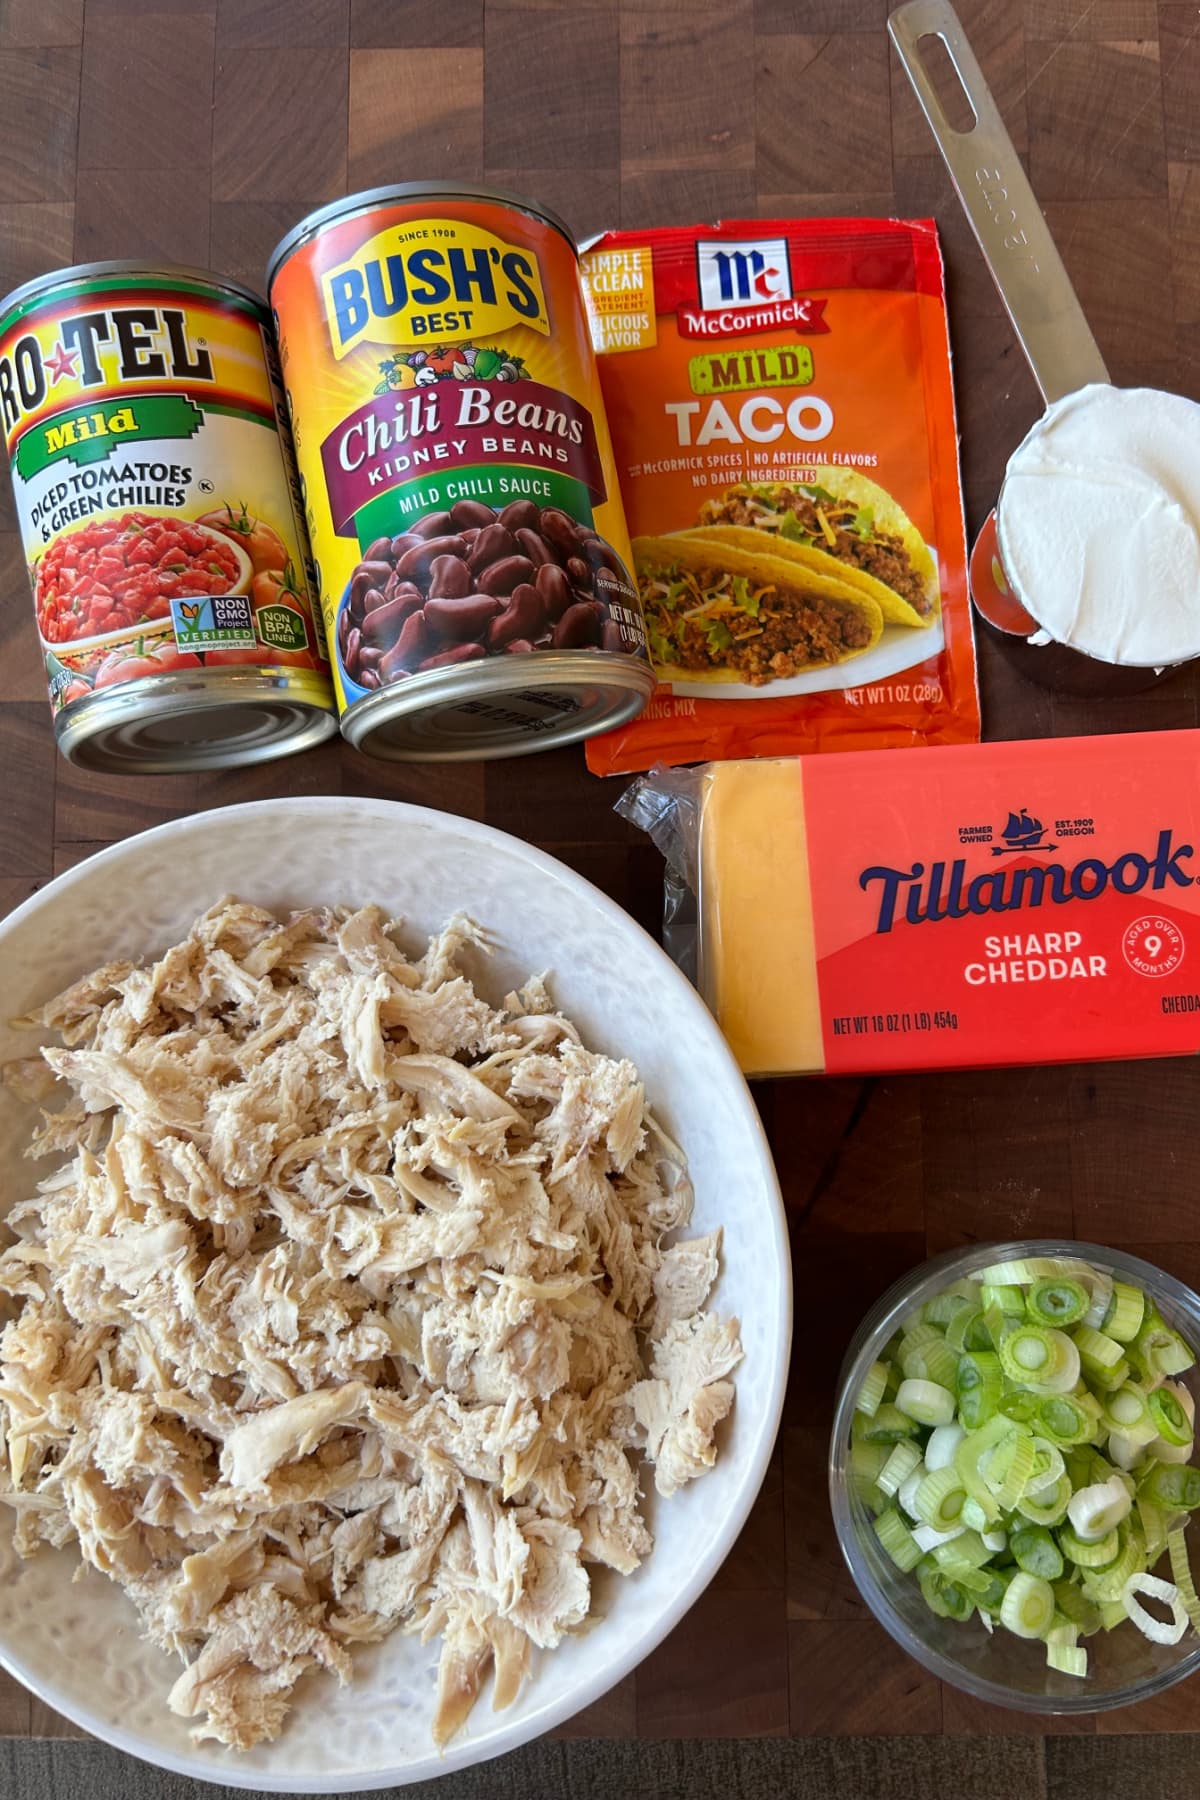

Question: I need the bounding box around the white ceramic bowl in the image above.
[0,798,790,1792]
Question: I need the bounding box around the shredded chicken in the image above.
[0,900,741,1751]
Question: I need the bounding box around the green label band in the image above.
[14,394,204,476]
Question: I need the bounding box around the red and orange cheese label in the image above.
[700,733,1200,1077]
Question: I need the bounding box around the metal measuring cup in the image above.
[890,0,1180,696]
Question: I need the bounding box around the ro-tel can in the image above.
[267,185,652,760]
[0,262,337,771]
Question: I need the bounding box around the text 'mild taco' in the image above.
[634,536,883,687]
[695,467,940,630]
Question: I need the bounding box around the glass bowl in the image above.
[828,1240,1200,1713]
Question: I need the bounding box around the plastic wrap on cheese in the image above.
[625,732,1200,1079]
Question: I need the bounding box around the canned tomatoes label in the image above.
[269,188,650,758]
[0,264,335,767]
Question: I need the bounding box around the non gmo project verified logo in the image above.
[696,238,791,309]
[171,592,256,649]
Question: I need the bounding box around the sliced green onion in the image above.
[955,1416,1015,1526]
[1027,1438,1066,1495]
[1000,1571,1055,1638]
[1047,1641,1088,1677]
[913,1466,968,1529]
[998,1325,1080,1394]
[874,1507,922,1571]
[956,1352,1003,1430]
[1167,1526,1200,1634]
[855,1360,889,1419]
[1058,1525,1121,1568]
[1027,1278,1089,1328]
[981,1430,1036,1510]
[999,1390,1041,1425]
[1067,1475,1133,1541]
[849,1440,890,1502]
[1137,1497,1169,1564]
[1082,1267,1115,1330]
[923,1284,975,1327]
[1010,1523,1064,1580]
[899,1322,942,1363]
[977,1258,1066,1285]
[857,1402,920,1444]
[1073,1324,1125,1378]
[897,1467,926,1520]
[1129,1313,1196,1383]
[924,1422,966,1473]
[877,1440,923,1498]
[848,1253,1198,1681]
[932,1528,992,1572]
[961,1496,991,1532]
[1100,1383,1157,1447]
[1106,1430,1144,1472]
[895,1378,956,1427]
[1141,1464,1200,1511]
[981,1282,1028,1317]
[911,1523,963,1552]
[1080,1530,1146,1603]
[1103,1281,1145,1343]
[945,1305,989,1354]
[1121,1573,1189,1645]
[1052,1580,1101,1635]
[1148,1385,1194,1448]
[1017,1471,1072,1528]
[1087,1355,1131,1395]
[918,1561,976,1620]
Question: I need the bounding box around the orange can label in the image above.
[269,194,647,711]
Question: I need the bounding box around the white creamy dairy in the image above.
[996,383,1200,665]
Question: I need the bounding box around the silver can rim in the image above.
[266,184,580,293]
[0,261,268,332]
[340,650,655,762]
[54,666,338,772]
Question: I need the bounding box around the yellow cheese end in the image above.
[699,759,823,1077]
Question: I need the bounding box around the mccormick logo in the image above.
[680,239,828,340]
[696,238,791,309]
[322,221,551,361]
[860,830,1196,933]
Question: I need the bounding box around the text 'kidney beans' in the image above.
[338,497,644,688]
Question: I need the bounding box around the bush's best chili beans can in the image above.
[0,262,337,771]
[267,186,652,760]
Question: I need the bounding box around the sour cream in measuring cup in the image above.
[996,383,1200,668]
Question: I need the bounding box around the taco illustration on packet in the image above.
[695,467,939,630]
[633,534,883,686]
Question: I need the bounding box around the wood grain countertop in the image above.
[2,0,1200,1760]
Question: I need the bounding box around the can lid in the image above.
[0,261,268,332]
[55,668,338,774]
[266,184,580,291]
[341,652,655,763]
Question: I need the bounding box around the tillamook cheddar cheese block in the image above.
[580,218,980,773]
[699,732,1200,1077]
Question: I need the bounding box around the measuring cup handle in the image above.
[888,0,1109,405]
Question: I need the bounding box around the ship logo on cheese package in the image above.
[579,218,981,774]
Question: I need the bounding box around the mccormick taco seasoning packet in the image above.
[578,218,980,774]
